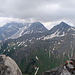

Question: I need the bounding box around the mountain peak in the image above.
[49,21,71,37]
[59,22,71,28]
[31,22,44,26]
[29,22,48,32]
[60,21,66,24]
[33,22,41,24]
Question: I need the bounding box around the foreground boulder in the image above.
[0,55,22,75]
[43,59,75,75]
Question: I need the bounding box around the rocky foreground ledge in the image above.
[0,55,22,75]
[43,59,75,75]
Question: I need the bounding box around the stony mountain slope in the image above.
[0,22,48,42]
[0,22,30,41]
[22,22,48,35]
[41,22,75,40]
[0,22,75,75]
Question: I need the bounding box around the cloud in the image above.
[0,0,75,29]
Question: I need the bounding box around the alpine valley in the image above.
[0,21,75,75]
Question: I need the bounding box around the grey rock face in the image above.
[43,67,63,75]
[0,55,22,75]
[43,66,72,75]
[43,59,75,75]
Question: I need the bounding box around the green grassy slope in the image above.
[20,48,69,75]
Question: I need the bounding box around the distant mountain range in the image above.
[1,21,75,75]
[0,21,75,42]
[0,22,48,42]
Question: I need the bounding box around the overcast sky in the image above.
[0,0,75,29]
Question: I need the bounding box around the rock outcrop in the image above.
[43,59,75,75]
[0,55,22,75]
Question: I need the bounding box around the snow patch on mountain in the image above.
[68,28,71,31]
[36,56,39,60]
[8,24,31,39]
[53,47,55,51]
[23,31,30,35]
[7,25,12,28]
[68,27,75,32]
[2,33,6,39]
[71,27,75,31]
[43,30,66,40]
[34,67,39,75]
